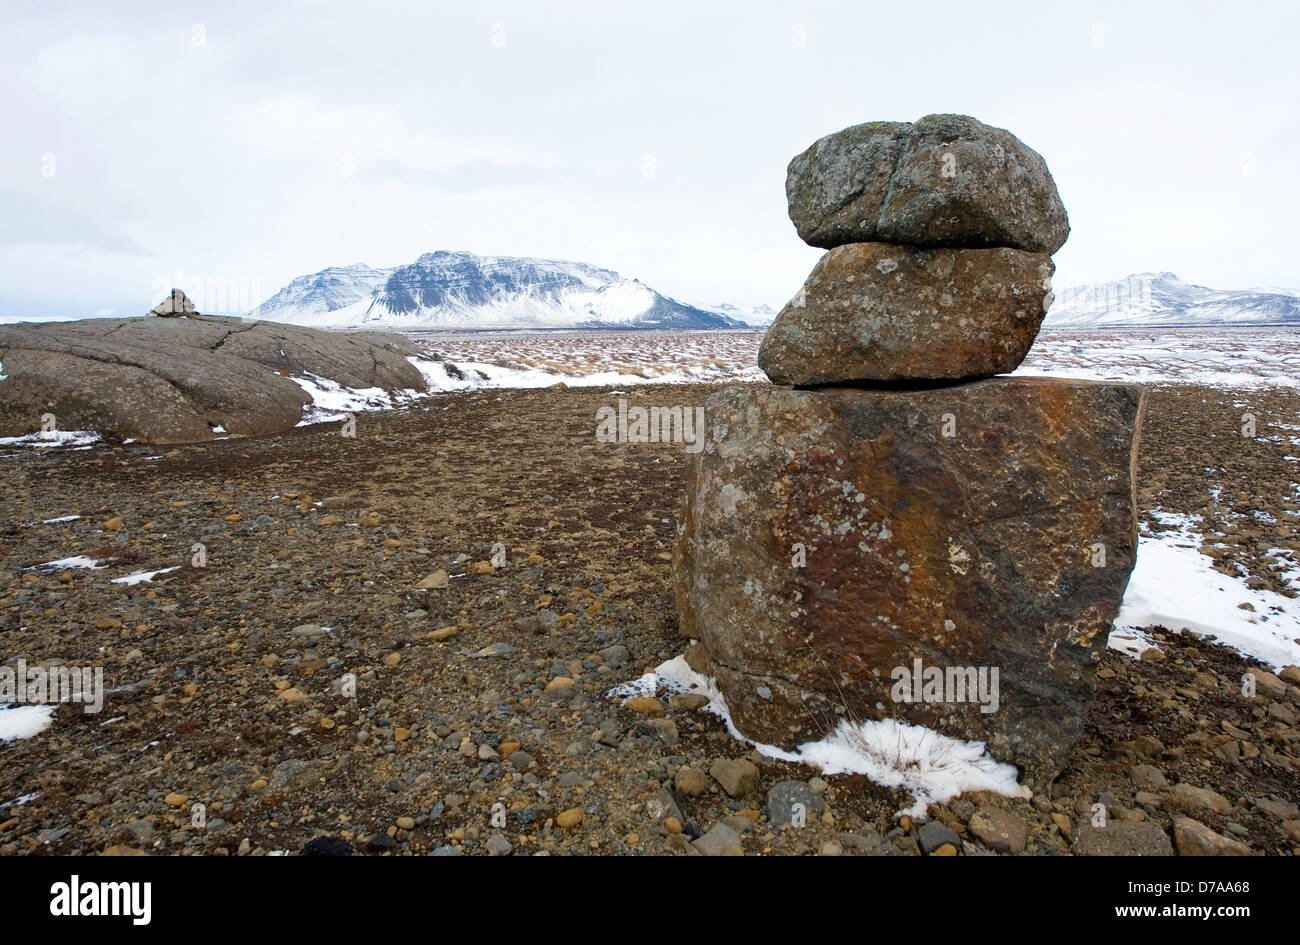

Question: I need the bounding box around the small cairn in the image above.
[151,288,197,317]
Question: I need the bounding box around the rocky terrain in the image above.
[1,379,1298,856]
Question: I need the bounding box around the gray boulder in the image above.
[787,114,1070,254]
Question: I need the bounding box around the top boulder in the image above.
[786,114,1070,255]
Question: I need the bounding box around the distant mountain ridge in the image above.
[249,251,746,330]
[699,302,777,327]
[1045,272,1300,328]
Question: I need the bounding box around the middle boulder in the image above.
[758,242,1053,386]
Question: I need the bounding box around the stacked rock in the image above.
[674,115,1145,786]
[760,114,1066,385]
[151,288,197,317]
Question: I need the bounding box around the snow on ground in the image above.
[0,705,56,741]
[1107,626,1163,660]
[289,371,411,425]
[25,555,105,572]
[610,656,1028,820]
[110,566,182,586]
[0,430,101,451]
[1015,328,1300,387]
[402,326,1300,393]
[1110,512,1300,670]
[0,792,40,810]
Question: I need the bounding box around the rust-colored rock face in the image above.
[758,242,1054,385]
[673,380,1145,779]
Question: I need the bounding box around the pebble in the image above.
[916,821,961,855]
[668,693,710,710]
[968,808,1028,853]
[674,766,709,797]
[1130,764,1168,789]
[1172,817,1252,856]
[709,758,759,798]
[624,696,664,715]
[473,642,517,659]
[508,751,535,771]
[556,808,584,829]
[416,569,449,589]
[1171,783,1232,814]
[766,780,822,825]
[693,822,741,857]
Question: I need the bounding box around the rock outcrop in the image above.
[0,314,425,443]
[675,115,1142,787]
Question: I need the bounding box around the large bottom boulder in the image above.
[673,378,1144,781]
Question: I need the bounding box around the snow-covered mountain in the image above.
[249,251,746,330]
[698,302,777,327]
[1046,272,1300,328]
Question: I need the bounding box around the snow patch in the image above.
[0,704,56,741]
[26,555,105,572]
[289,371,411,425]
[111,566,181,586]
[0,430,101,449]
[611,655,1028,820]
[1111,512,1300,670]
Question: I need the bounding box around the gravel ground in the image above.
[1,380,1297,856]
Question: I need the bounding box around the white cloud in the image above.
[2,0,1298,318]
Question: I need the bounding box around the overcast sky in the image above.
[2,0,1297,318]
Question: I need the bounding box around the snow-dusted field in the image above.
[404,326,1300,391]
[407,329,766,390]
[1018,328,1300,387]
